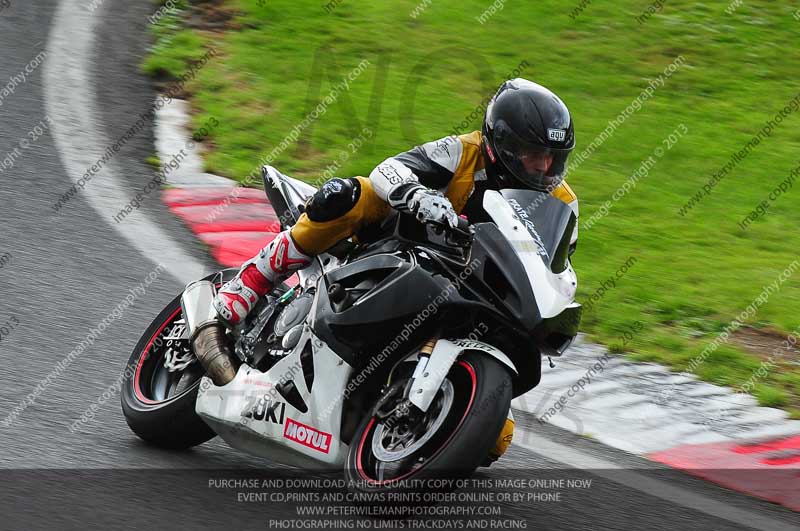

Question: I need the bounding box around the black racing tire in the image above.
[345,351,513,493]
[121,292,215,450]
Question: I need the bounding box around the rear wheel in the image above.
[121,293,215,449]
[345,352,512,492]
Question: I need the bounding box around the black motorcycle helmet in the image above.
[482,78,575,192]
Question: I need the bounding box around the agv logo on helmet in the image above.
[547,129,566,142]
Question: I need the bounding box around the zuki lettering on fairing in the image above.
[242,395,286,425]
[283,418,332,454]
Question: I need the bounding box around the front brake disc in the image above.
[371,379,454,462]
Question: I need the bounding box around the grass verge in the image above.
[143,0,800,417]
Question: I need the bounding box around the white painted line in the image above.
[155,99,234,188]
[44,0,209,286]
[513,427,797,531]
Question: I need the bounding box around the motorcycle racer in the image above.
[212,78,579,463]
[214,78,578,326]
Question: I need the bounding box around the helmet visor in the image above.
[494,123,571,192]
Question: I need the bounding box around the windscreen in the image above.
[499,189,576,273]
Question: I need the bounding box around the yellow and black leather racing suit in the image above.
[289,130,579,255]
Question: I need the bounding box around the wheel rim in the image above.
[133,307,203,404]
[371,379,454,462]
[355,360,477,485]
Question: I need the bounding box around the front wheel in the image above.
[121,292,215,449]
[345,352,512,492]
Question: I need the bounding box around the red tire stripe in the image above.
[356,360,478,485]
[133,307,182,405]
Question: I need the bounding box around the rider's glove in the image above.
[388,183,458,228]
[409,188,459,228]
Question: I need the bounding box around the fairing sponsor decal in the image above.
[242,395,286,425]
[283,418,332,454]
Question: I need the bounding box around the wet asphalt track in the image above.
[0,1,797,530]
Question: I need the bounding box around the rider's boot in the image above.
[213,230,311,326]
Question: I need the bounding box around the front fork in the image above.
[407,336,436,392]
[406,335,519,412]
[407,335,461,413]
[405,334,517,463]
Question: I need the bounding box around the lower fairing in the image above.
[196,327,353,467]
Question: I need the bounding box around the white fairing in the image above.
[195,325,353,467]
[263,165,317,214]
[284,175,317,205]
[483,190,577,319]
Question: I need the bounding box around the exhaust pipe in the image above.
[181,280,237,386]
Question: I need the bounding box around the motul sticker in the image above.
[284,418,332,454]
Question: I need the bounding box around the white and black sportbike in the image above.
[122,166,581,491]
